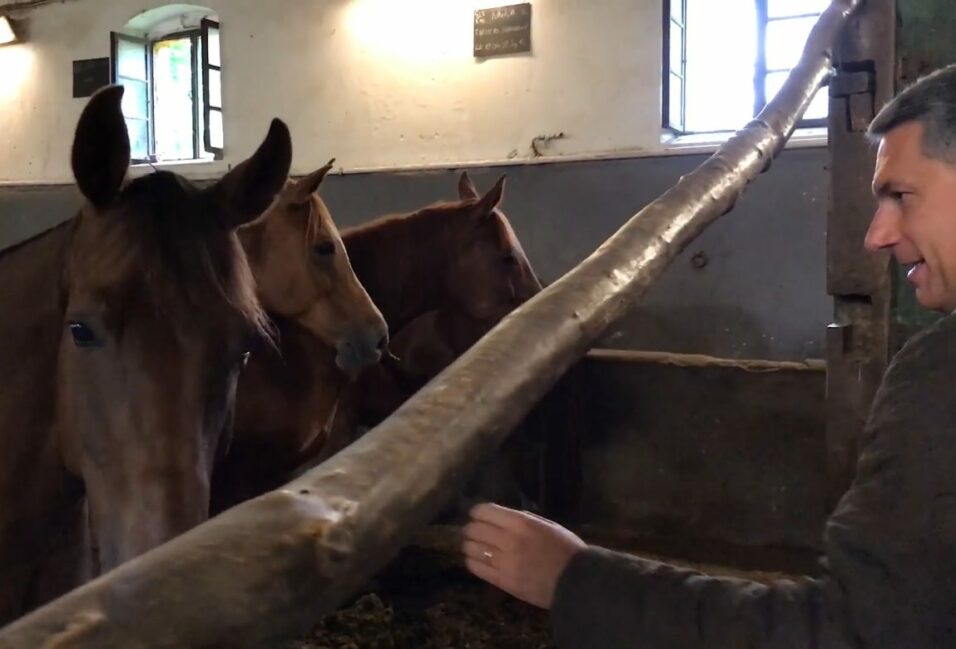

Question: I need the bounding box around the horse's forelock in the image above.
[74,172,270,341]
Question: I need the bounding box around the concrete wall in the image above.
[525,350,828,568]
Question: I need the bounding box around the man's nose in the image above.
[864,207,899,252]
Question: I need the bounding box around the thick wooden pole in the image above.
[0,2,861,647]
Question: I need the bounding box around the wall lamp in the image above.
[0,16,20,46]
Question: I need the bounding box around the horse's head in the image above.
[445,172,542,321]
[57,85,291,570]
[240,160,388,373]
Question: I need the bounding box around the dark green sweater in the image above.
[551,313,956,648]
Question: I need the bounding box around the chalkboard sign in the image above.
[474,3,531,58]
[73,58,111,98]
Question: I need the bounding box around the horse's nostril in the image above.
[376,335,388,351]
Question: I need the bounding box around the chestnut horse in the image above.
[238,158,387,372]
[0,86,291,623]
[325,174,543,513]
[209,161,388,511]
[340,172,543,434]
[210,172,540,513]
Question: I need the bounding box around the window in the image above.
[663,0,829,135]
[111,6,223,163]
[662,0,686,132]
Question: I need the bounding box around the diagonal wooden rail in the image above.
[0,1,862,646]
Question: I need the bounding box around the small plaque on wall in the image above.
[72,58,111,98]
[474,3,531,58]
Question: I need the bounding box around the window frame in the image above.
[109,16,222,165]
[662,0,827,135]
[661,0,687,133]
[110,31,153,163]
[150,29,202,161]
[201,18,223,160]
[754,0,827,129]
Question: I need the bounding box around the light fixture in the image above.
[0,16,19,46]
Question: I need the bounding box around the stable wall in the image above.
[0,146,829,361]
[0,0,831,361]
[0,0,663,183]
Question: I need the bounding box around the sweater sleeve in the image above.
[550,314,956,649]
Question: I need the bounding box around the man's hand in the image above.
[461,502,586,609]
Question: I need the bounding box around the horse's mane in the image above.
[102,171,271,338]
[343,197,511,246]
[344,199,471,238]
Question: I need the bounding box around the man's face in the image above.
[866,121,956,312]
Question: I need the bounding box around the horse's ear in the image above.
[206,118,293,229]
[283,158,335,205]
[71,85,130,208]
[458,170,480,200]
[472,174,506,219]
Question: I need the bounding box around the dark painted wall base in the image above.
[1,147,830,360]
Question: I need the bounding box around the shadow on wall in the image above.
[604,304,824,361]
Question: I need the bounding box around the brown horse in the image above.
[0,85,291,623]
[322,174,543,516]
[337,172,543,433]
[209,162,387,512]
[238,159,387,372]
[343,172,540,334]
[210,171,541,512]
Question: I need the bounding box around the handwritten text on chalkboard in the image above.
[474,3,531,57]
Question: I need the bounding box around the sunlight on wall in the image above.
[343,0,526,66]
[0,45,33,104]
[345,0,465,64]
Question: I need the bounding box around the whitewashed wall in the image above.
[0,0,665,183]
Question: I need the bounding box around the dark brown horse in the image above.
[210,162,387,511]
[210,172,541,512]
[0,85,291,623]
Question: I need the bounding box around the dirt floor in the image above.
[288,546,554,649]
[283,527,807,649]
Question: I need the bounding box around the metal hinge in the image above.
[829,67,876,132]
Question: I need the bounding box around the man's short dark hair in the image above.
[868,63,956,162]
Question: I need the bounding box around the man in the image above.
[461,64,956,647]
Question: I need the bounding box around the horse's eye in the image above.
[313,241,336,258]
[503,252,519,266]
[68,321,99,348]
